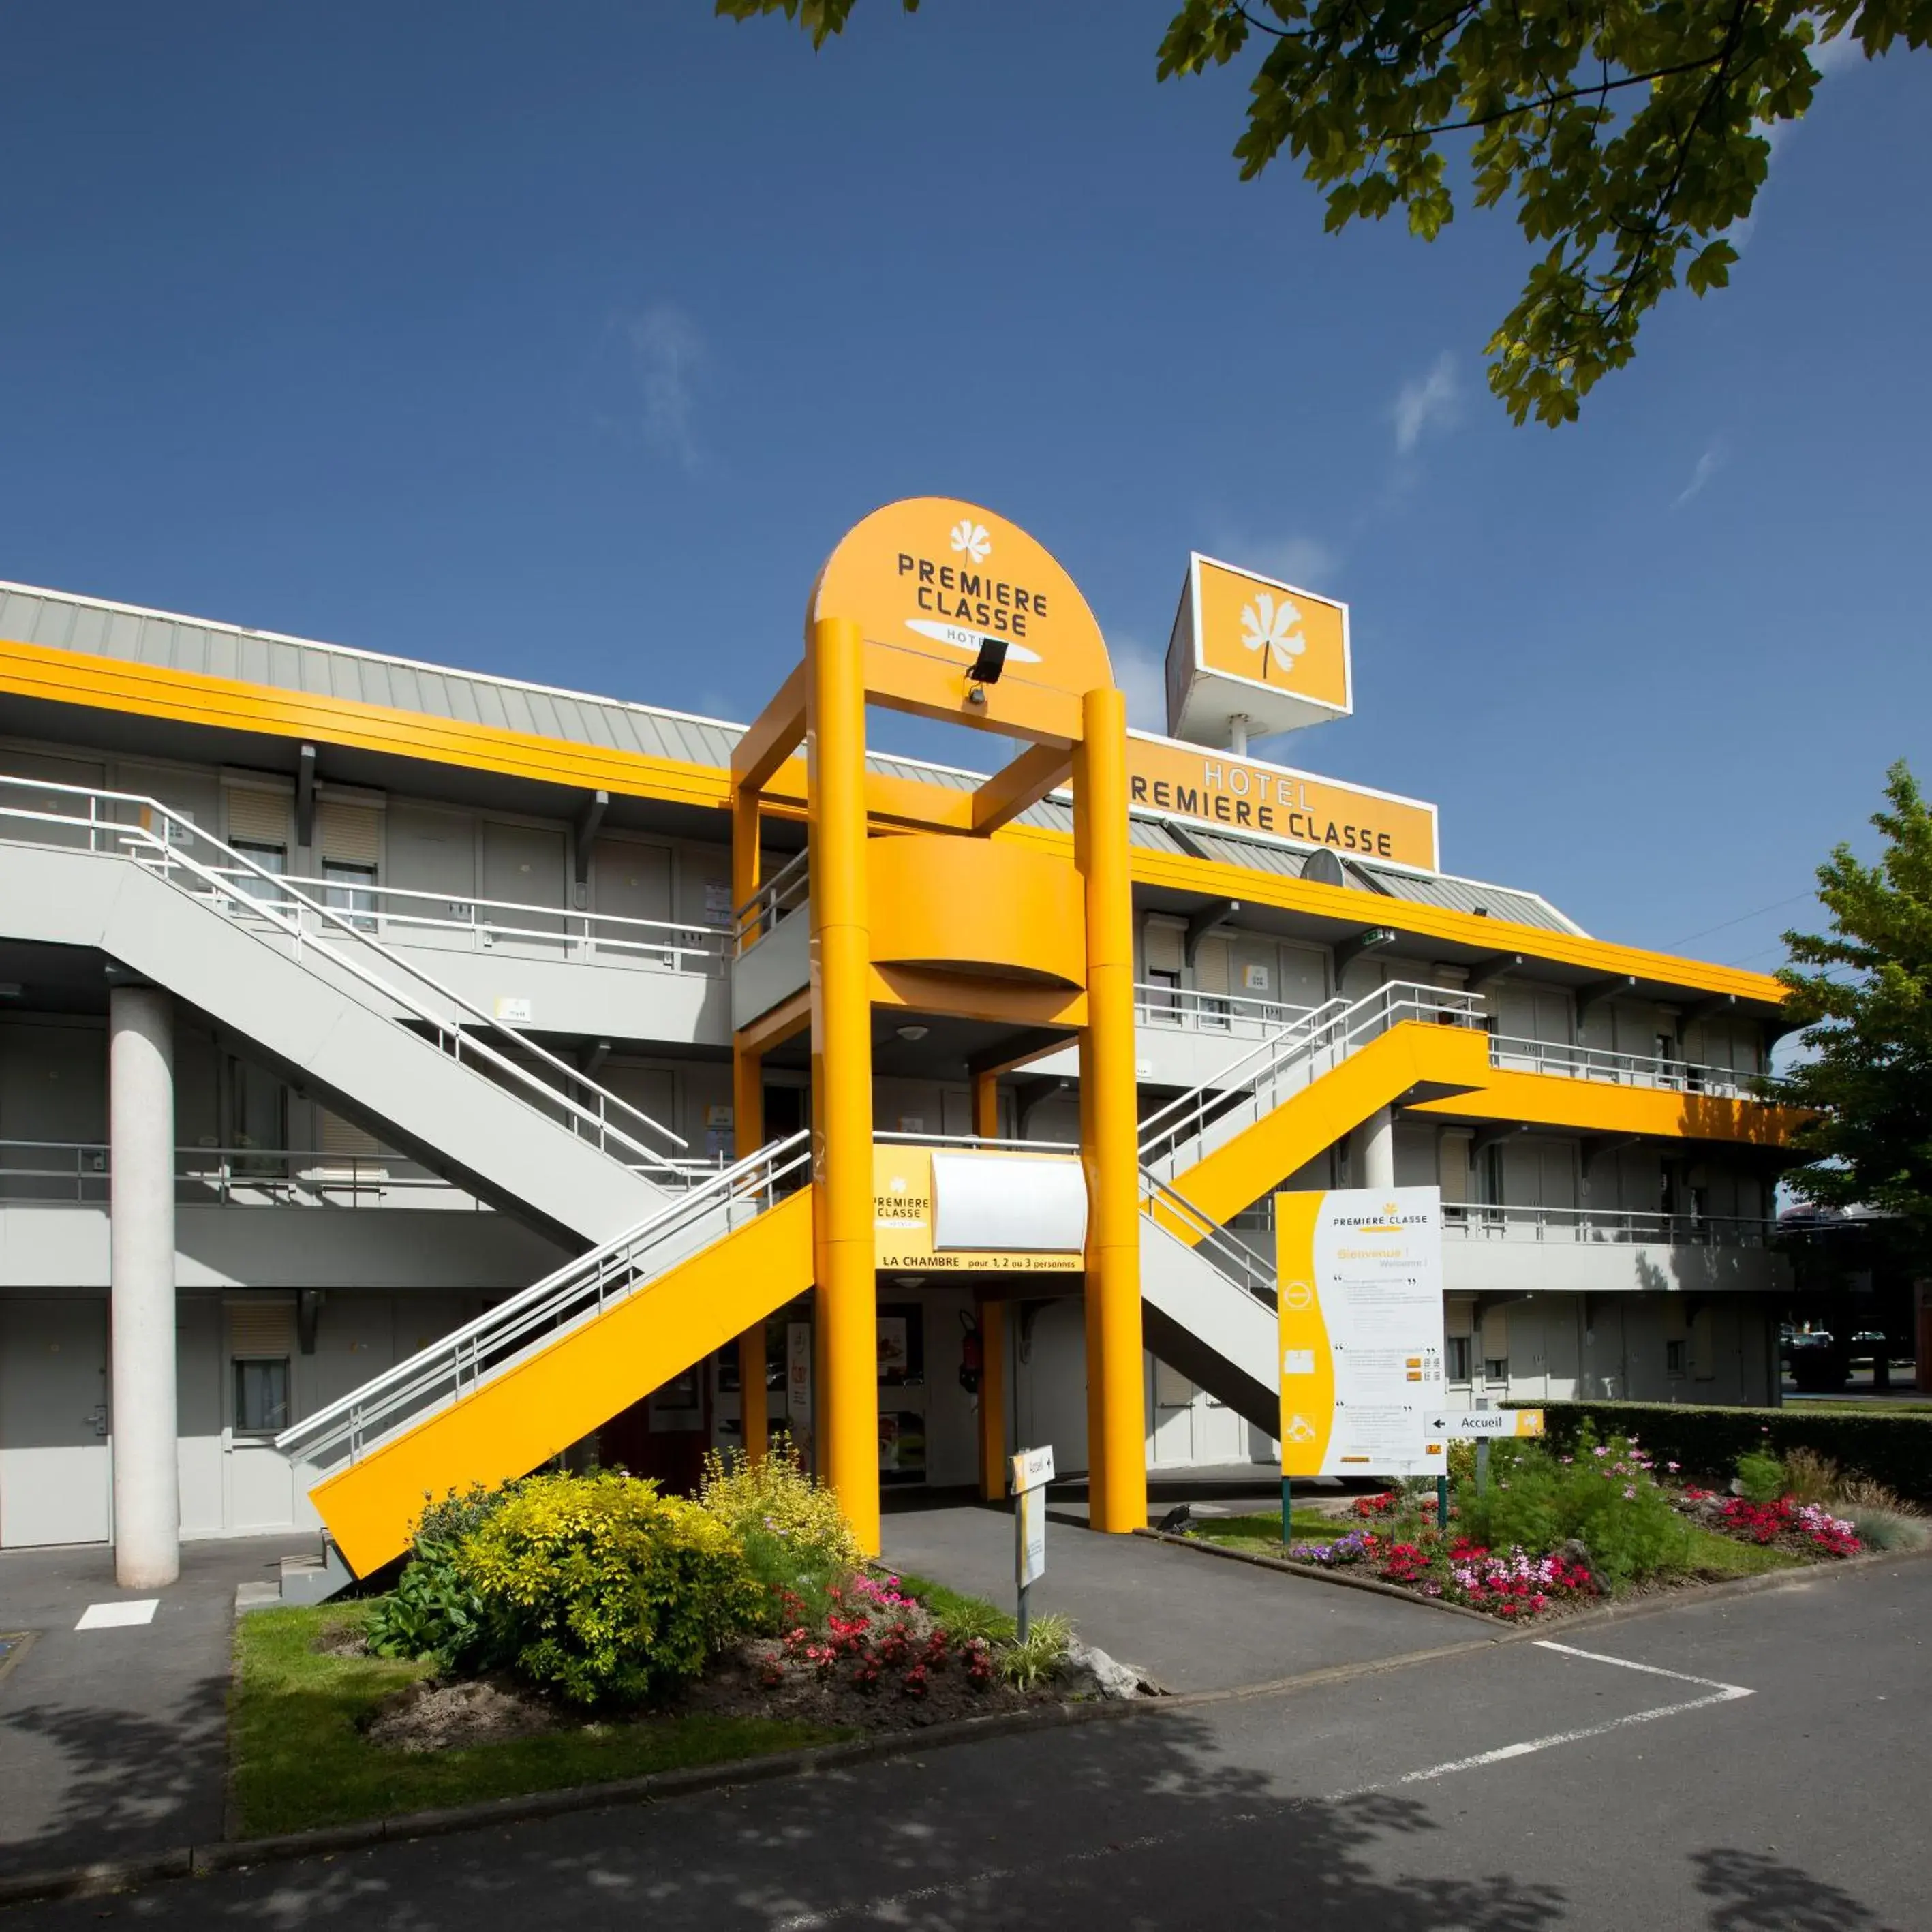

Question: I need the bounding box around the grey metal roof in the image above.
[0,578,1583,933]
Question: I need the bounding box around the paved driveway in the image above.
[8,1553,1925,1929]
[0,1534,311,1875]
[880,1499,1475,1690]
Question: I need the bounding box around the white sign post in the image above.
[1009,1445,1054,1640]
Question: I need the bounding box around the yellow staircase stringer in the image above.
[1405,1069,1804,1146]
[311,1185,817,1576]
[1159,1022,1491,1237]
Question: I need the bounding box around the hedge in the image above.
[1523,1400,1932,1506]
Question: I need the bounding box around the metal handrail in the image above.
[1442,1201,1777,1247]
[1486,1033,1759,1097]
[1134,983,1317,1036]
[736,848,810,953]
[0,774,688,1174]
[203,869,729,975]
[1139,981,1485,1171]
[0,1138,470,1206]
[1138,1167,1277,1307]
[275,1128,814,1465]
[872,1132,1082,1152]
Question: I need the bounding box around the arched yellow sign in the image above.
[810,497,1112,742]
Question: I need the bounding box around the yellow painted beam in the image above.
[730,662,808,792]
[868,963,1088,1030]
[736,987,811,1058]
[972,741,1073,836]
[861,640,1079,748]
[1406,1068,1806,1146]
[310,1187,817,1576]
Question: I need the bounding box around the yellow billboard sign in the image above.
[1166,553,1351,743]
[872,1143,1084,1274]
[812,499,1113,743]
[1126,731,1440,872]
[1278,1186,1447,1479]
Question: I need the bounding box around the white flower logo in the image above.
[949,520,991,564]
[1240,591,1306,681]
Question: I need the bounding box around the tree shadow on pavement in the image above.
[6,1703,1571,1931]
[0,1683,228,1875]
[1693,1849,1901,1932]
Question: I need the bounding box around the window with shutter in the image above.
[318,801,380,867]
[224,786,290,848]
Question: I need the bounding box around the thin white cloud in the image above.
[1107,630,1170,734]
[628,303,707,470]
[1673,440,1728,508]
[1391,352,1461,455]
[1208,530,1340,592]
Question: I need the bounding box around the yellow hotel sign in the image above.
[1126,731,1440,873]
[1166,553,1351,743]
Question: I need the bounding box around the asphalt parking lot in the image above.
[7,1549,1926,1930]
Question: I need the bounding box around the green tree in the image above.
[1776,761,1932,1223]
[718,0,1926,425]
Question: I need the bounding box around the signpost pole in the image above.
[1475,1396,1491,1497]
[1436,1477,1449,1531]
[1010,1446,1052,1642]
[1281,1473,1293,1546]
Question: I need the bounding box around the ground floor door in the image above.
[0,1297,110,1546]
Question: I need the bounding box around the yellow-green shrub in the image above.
[697,1441,860,1572]
[454,1471,759,1706]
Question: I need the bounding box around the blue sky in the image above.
[2,3,1927,968]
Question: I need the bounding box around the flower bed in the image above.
[1285,1523,1599,1618]
[1255,1428,1879,1622]
[352,1450,1136,1752]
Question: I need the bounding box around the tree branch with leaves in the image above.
[718,0,1927,425]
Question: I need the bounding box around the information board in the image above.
[1275,1186,1446,1479]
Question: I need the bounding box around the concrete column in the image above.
[109,984,179,1589]
[1359,1106,1396,1191]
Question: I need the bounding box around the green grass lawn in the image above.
[1186,1509,1353,1550]
[884,1569,1017,1642]
[1669,1521,1804,1580]
[231,1604,847,1839]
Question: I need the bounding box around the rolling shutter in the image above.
[228,1298,296,1356]
[225,786,290,847]
[318,801,380,867]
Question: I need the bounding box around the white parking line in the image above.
[775,1640,1757,1927]
[74,1599,158,1630]
[1325,1639,1753,1798]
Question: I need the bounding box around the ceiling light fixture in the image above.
[895,1024,930,1043]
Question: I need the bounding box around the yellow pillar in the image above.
[807,615,879,1555]
[731,783,770,1462]
[733,1044,769,1463]
[977,1301,1007,1501]
[1075,684,1147,1533]
[972,1069,1000,1141]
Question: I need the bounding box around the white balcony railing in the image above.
[0,1139,487,1208]
[1134,983,1319,1040]
[0,773,695,1180]
[736,848,810,955]
[1488,1034,1762,1100]
[1443,1201,1777,1247]
[202,870,729,976]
